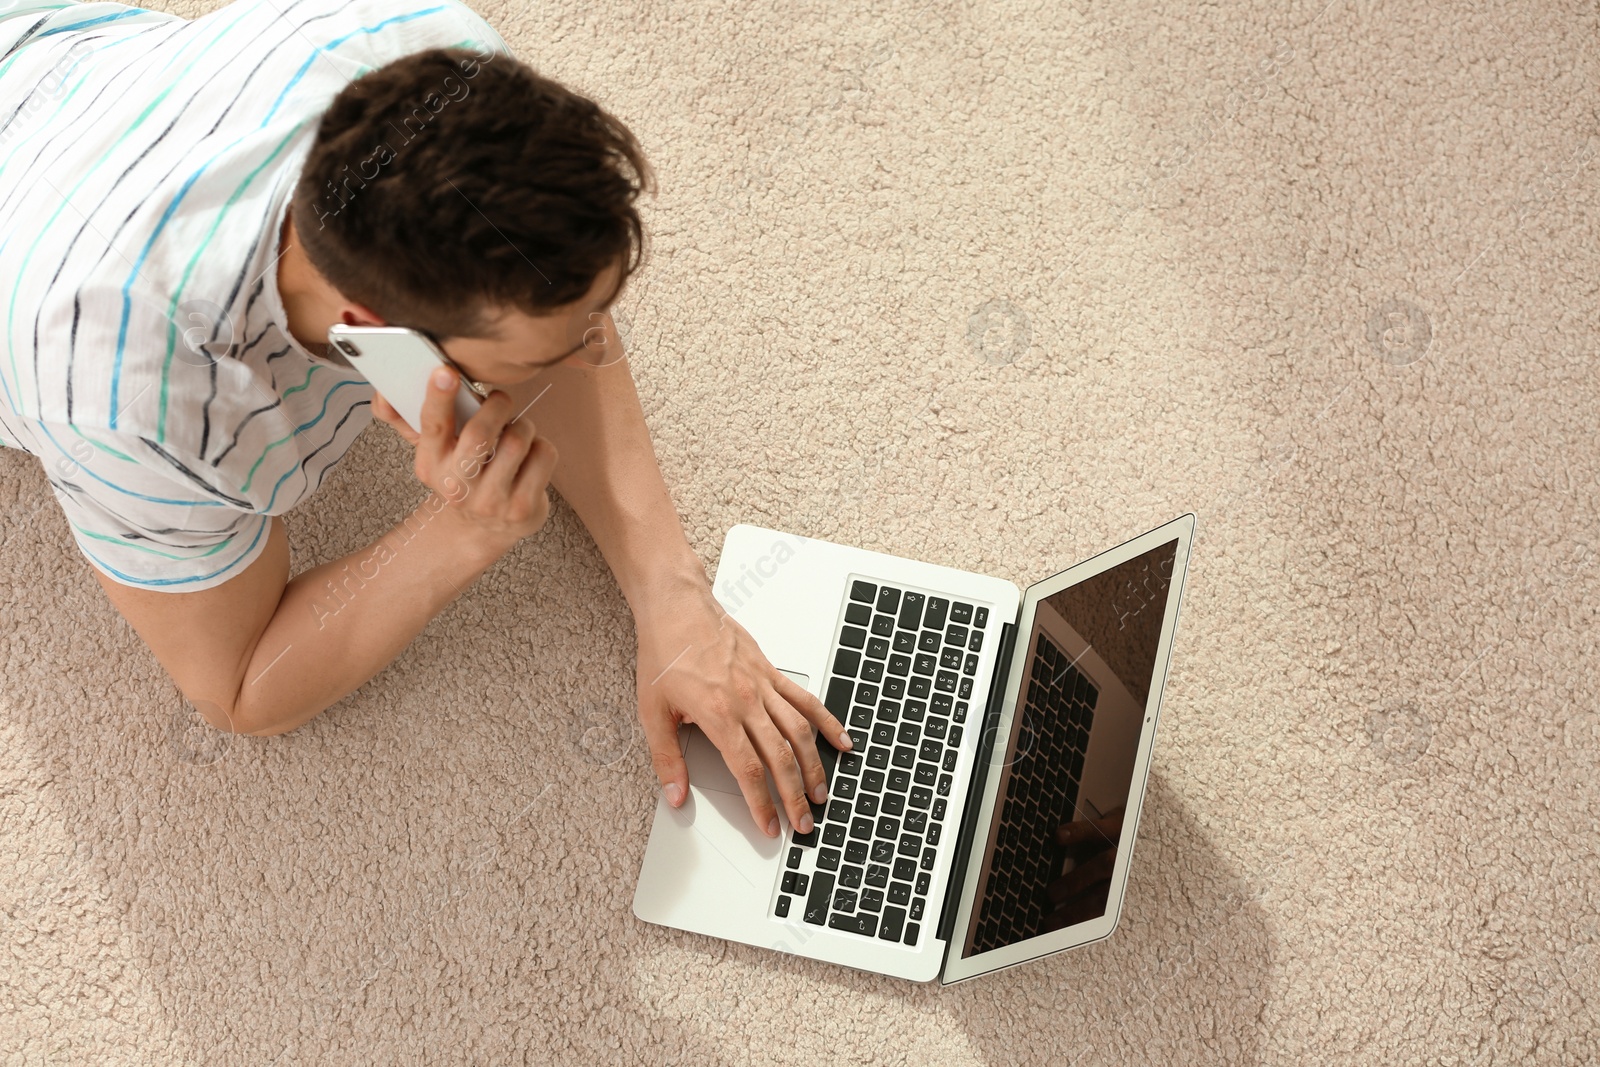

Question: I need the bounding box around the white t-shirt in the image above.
[0,0,513,590]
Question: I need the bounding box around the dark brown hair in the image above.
[291,47,653,339]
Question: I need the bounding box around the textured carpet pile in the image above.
[2,0,1597,1063]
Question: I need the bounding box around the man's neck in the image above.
[276,208,340,362]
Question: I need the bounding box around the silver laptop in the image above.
[633,514,1195,983]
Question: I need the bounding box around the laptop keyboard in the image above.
[969,630,1098,952]
[772,578,990,947]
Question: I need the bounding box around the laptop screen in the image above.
[958,537,1179,958]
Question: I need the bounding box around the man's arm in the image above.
[494,313,852,839]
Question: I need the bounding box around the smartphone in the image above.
[328,323,485,436]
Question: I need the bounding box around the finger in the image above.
[766,690,830,805]
[747,715,814,837]
[706,724,781,839]
[638,693,688,808]
[371,393,420,445]
[772,670,853,752]
[416,366,463,472]
[472,409,535,499]
[510,434,560,505]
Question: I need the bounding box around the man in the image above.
[0,0,852,839]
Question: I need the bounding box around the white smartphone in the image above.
[328,323,485,436]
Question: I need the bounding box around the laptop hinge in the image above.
[938,619,1018,948]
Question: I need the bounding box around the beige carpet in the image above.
[4,0,1598,1062]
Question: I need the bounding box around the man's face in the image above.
[427,258,626,387]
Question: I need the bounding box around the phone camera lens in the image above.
[336,339,361,358]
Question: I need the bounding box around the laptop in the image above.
[632,514,1194,983]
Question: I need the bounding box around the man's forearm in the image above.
[503,325,706,614]
[234,496,507,735]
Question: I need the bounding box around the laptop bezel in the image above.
[939,513,1196,984]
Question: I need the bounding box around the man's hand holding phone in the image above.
[371,367,559,550]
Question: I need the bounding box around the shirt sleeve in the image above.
[31,420,274,592]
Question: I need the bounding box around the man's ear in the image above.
[339,304,386,327]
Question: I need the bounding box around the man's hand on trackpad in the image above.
[634,584,853,839]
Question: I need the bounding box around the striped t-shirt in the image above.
[0,0,513,590]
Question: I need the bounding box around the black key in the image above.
[887,654,911,677]
[839,864,864,888]
[964,653,979,676]
[862,769,885,793]
[775,895,791,918]
[949,726,963,747]
[851,580,877,603]
[892,631,917,654]
[913,653,937,676]
[833,649,861,677]
[795,874,808,895]
[911,897,926,920]
[892,746,916,769]
[855,793,879,817]
[899,591,925,630]
[909,677,931,699]
[897,721,921,745]
[902,700,926,722]
[913,763,936,786]
[849,706,873,729]
[924,597,949,630]
[840,626,867,650]
[918,632,941,655]
[871,613,896,637]
[870,840,895,864]
[787,847,803,869]
[866,863,890,887]
[880,906,907,941]
[915,872,932,895]
[883,793,906,816]
[951,602,974,624]
[903,809,928,834]
[945,624,969,647]
[910,786,932,809]
[833,888,858,912]
[866,637,891,659]
[919,738,942,762]
[921,847,937,871]
[781,872,799,894]
[1072,750,1085,779]
[828,799,852,824]
[876,816,900,839]
[824,677,856,720]
[822,823,847,846]
[830,910,878,937]
[877,699,900,723]
[935,670,958,693]
[954,701,968,724]
[894,857,918,881]
[841,752,864,775]
[974,606,989,627]
[887,881,912,906]
[804,872,834,924]
[898,833,922,857]
[940,647,964,670]
[904,922,920,945]
[850,817,875,841]
[970,631,984,652]
[845,602,872,626]
[887,769,911,792]
[872,722,895,746]
[860,888,884,913]
[927,824,942,845]
[942,749,958,771]
[844,841,869,865]
[818,848,841,871]
[958,677,973,699]
[792,826,818,847]
[856,682,879,705]
[876,586,901,614]
[936,774,953,797]
[861,660,884,683]
[867,746,891,769]
[931,798,947,821]
[925,718,947,740]
[882,676,907,699]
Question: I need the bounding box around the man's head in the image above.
[289,47,653,383]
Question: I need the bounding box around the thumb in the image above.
[639,691,689,807]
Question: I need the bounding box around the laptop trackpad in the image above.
[681,668,811,796]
